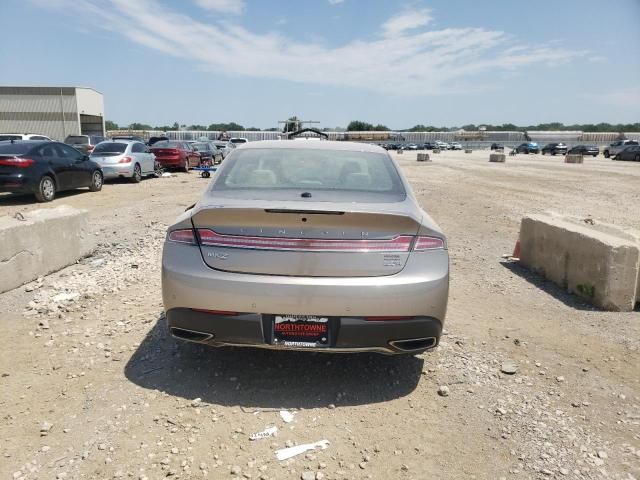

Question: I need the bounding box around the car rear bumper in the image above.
[0,173,36,193]
[156,157,182,167]
[166,308,441,354]
[161,241,449,355]
[101,164,134,179]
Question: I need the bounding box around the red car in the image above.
[150,141,200,171]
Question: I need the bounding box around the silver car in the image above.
[90,140,156,182]
[162,141,449,355]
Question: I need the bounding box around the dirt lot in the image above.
[1,150,639,480]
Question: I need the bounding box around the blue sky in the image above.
[1,0,639,129]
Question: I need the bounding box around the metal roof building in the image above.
[0,86,105,141]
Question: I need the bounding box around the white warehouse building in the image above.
[0,86,105,141]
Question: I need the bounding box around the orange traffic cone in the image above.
[512,240,521,259]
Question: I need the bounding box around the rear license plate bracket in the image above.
[270,315,331,348]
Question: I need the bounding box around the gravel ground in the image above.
[0,150,638,480]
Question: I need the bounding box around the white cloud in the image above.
[328,0,345,4]
[194,0,245,14]
[382,9,433,38]
[29,0,585,95]
[590,87,640,108]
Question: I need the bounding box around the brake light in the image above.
[168,229,196,244]
[197,229,414,252]
[87,145,94,152]
[413,236,445,250]
[118,156,132,164]
[0,157,35,168]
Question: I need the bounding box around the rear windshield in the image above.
[65,136,88,144]
[193,143,209,150]
[213,148,405,195]
[152,141,179,148]
[0,142,35,155]
[91,142,127,154]
[0,135,23,141]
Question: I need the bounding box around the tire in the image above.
[34,175,56,202]
[182,159,189,173]
[89,170,103,192]
[131,163,142,183]
[604,151,610,158]
[154,161,163,177]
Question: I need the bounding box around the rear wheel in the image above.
[604,151,610,158]
[34,175,55,202]
[131,163,142,183]
[154,161,163,177]
[89,170,103,192]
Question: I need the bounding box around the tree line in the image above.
[106,120,640,133]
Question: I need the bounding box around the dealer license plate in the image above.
[273,315,329,348]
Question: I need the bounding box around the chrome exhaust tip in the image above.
[170,327,214,343]
[389,337,437,352]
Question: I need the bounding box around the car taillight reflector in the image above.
[118,156,133,163]
[197,229,414,252]
[191,309,239,316]
[413,236,445,250]
[365,316,414,321]
[0,157,34,168]
[87,145,94,151]
[168,229,196,244]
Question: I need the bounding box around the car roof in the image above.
[240,140,387,154]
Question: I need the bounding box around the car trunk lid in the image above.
[190,200,421,277]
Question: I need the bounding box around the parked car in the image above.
[90,140,157,182]
[567,145,599,157]
[191,142,223,165]
[148,136,169,146]
[162,141,449,355]
[212,140,236,159]
[0,133,52,142]
[229,137,248,145]
[434,141,448,150]
[404,143,419,150]
[541,143,568,155]
[421,142,435,150]
[450,142,462,150]
[613,145,640,161]
[111,135,146,143]
[150,140,200,171]
[490,143,504,151]
[515,142,540,154]
[603,140,639,158]
[0,140,103,202]
[64,134,106,154]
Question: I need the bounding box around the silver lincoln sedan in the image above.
[161,141,449,355]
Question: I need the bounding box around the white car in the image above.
[90,140,157,182]
[434,141,449,150]
[450,142,462,150]
[0,133,52,141]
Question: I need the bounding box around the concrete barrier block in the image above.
[432,149,441,154]
[417,153,431,162]
[518,214,640,311]
[465,149,472,154]
[490,153,506,163]
[0,206,95,293]
[565,154,584,164]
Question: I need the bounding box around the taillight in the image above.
[413,236,445,250]
[0,157,35,168]
[87,145,94,152]
[194,229,445,252]
[197,229,414,252]
[168,229,196,244]
[118,156,133,164]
